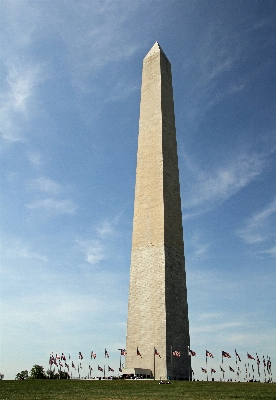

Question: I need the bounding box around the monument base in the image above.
[121,368,152,379]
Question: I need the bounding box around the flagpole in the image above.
[206,350,208,382]
[188,346,190,382]
[256,353,258,382]
[266,355,269,383]
[153,347,155,380]
[235,350,237,381]
[171,346,173,379]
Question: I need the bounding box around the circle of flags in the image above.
[48,347,272,382]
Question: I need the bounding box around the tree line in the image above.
[15,364,70,380]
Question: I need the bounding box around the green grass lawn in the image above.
[1,380,275,400]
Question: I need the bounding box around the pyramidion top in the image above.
[145,41,165,59]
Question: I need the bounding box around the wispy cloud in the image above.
[27,198,77,215]
[96,214,121,237]
[28,176,61,195]
[77,215,122,266]
[1,237,47,262]
[26,151,44,167]
[183,150,273,214]
[50,1,142,92]
[0,63,41,143]
[261,245,276,256]
[181,18,275,125]
[96,220,114,237]
[188,234,211,259]
[181,31,245,123]
[237,197,276,247]
[77,239,106,266]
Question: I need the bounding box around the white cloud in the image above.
[181,31,245,123]
[44,1,142,92]
[77,239,106,266]
[26,151,43,167]
[183,150,272,214]
[96,220,114,237]
[28,176,61,195]
[188,234,211,259]
[181,19,274,125]
[76,215,123,267]
[262,245,276,256]
[2,237,47,262]
[237,197,276,246]
[0,63,41,143]
[27,198,77,215]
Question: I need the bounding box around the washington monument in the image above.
[125,42,191,380]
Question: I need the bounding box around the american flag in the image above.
[137,347,142,357]
[79,352,83,360]
[154,348,161,358]
[206,350,214,358]
[98,365,103,372]
[120,349,127,356]
[91,351,96,359]
[201,367,207,373]
[189,349,196,356]
[235,350,241,362]
[105,348,109,358]
[220,366,225,372]
[222,350,231,358]
[229,366,235,372]
[211,368,216,373]
[172,350,181,357]
[108,366,114,372]
[247,353,255,360]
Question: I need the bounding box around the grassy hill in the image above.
[1,379,275,399]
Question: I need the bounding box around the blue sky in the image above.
[1,0,275,381]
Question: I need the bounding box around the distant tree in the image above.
[46,369,55,379]
[46,368,70,379]
[58,370,70,379]
[30,364,46,379]
[15,370,28,380]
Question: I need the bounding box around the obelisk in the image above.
[125,42,191,380]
